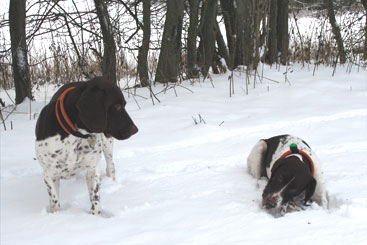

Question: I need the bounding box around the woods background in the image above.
[0,0,366,104]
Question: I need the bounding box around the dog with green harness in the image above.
[247,134,328,215]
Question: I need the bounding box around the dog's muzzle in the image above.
[262,193,281,209]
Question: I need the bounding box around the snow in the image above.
[1,64,367,244]
[16,48,27,70]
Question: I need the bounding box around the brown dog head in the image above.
[262,156,316,209]
[76,77,138,140]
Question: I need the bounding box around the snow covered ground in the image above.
[1,64,367,244]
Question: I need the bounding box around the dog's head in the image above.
[262,156,316,209]
[76,77,138,140]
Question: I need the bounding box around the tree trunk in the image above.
[266,0,289,65]
[94,0,117,83]
[324,0,346,64]
[361,0,367,60]
[208,21,229,74]
[198,0,217,77]
[155,0,185,84]
[266,0,278,64]
[277,0,289,65]
[242,0,254,66]
[9,0,32,104]
[137,0,151,87]
[253,0,263,69]
[220,0,254,69]
[221,0,236,70]
[215,20,230,69]
[186,0,201,78]
[233,0,245,67]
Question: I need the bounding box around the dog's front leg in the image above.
[87,169,101,215]
[280,203,289,216]
[102,136,115,180]
[44,173,60,213]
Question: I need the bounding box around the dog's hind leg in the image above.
[247,140,267,179]
[44,173,60,213]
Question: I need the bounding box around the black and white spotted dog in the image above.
[247,134,328,215]
[35,77,138,215]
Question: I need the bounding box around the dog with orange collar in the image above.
[35,77,138,215]
[247,134,328,215]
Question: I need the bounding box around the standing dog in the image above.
[35,77,138,215]
[247,135,328,215]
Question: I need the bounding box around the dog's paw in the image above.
[288,201,305,211]
[280,204,288,216]
[90,209,102,216]
[90,202,102,216]
[48,203,61,213]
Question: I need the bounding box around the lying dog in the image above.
[247,134,328,215]
[35,77,138,215]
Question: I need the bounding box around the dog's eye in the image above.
[114,104,122,111]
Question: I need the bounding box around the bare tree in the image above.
[94,0,117,83]
[253,0,267,69]
[324,0,347,64]
[198,0,217,77]
[264,0,289,65]
[277,0,289,65]
[137,0,151,87]
[186,0,201,78]
[9,0,32,104]
[3,0,365,95]
[243,0,254,66]
[220,0,254,69]
[215,20,230,69]
[155,0,185,83]
[361,0,367,60]
[221,0,239,69]
[266,0,278,64]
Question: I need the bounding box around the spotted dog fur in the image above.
[35,77,138,215]
[36,131,104,214]
[102,136,115,180]
[247,134,328,214]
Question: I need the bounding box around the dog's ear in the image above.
[271,158,286,174]
[304,177,316,203]
[76,85,107,133]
